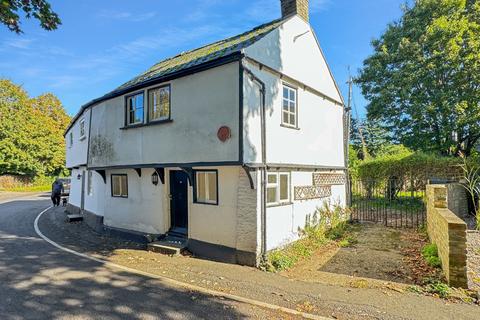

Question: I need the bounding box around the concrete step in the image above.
[66,214,83,223]
[147,239,187,256]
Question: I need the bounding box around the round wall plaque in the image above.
[217,126,231,142]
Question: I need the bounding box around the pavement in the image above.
[2,193,480,320]
[0,193,303,320]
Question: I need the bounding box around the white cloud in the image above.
[1,38,34,50]
[96,10,157,22]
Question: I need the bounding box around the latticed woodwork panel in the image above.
[313,173,346,186]
[294,185,332,201]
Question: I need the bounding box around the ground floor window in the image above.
[194,170,218,205]
[267,172,290,206]
[111,174,128,198]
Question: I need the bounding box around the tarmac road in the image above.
[0,194,296,320]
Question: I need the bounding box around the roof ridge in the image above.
[148,18,284,69]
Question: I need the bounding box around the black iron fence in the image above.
[350,178,427,228]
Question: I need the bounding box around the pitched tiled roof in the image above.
[116,18,284,92]
[65,18,284,135]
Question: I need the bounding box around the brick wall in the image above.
[281,0,309,22]
[426,184,468,288]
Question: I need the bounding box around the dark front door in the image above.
[169,170,188,235]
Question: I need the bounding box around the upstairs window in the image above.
[194,170,218,205]
[282,85,297,128]
[126,93,144,125]
[267,172,291,206]
[79,119,86,139]
[69,132,73,147]
[111,174,128,198]
[148,85,171,122]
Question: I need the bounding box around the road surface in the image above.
[0,194,295,320]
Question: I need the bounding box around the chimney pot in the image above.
[281,0,309,22]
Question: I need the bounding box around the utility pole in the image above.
[349,74,369,159]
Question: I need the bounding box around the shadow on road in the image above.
[0,200,252,320]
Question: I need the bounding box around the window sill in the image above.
[280,124,300,130]
[193,201,219,206]
[120,119,173,130]
[267,201,293,208]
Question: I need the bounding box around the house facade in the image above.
[65,0,348,266]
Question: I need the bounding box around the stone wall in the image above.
[467,231,480,291]
[426,184,468,288]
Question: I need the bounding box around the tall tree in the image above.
[0,79,70,176]
[357,0,480,156]
[0,0,61,33]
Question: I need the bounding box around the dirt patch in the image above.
[283,223,434,285]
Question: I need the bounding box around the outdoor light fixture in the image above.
[77,174,81,180]
[151,172,159,186]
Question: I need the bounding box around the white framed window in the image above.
[281,84,297,128]
[267,172,291,206]
[126,92,144,125]
[69,132,73,148]
[148,85,170,122]
[111,174,128,198]
[79,118,86,139]
[194,170,218,205]
[87,170,93,196]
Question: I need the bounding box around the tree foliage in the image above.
[357,0,480,156]
[0,0,61,33]
[0,79,70,176]
[350,118,391,159]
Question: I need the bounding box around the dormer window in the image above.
[126,92,144,125]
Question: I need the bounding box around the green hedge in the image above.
[353,151,462,182]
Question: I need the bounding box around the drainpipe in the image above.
[242,61,268,264]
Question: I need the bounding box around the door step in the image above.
[147,238,187,256]
[66,214,83,223]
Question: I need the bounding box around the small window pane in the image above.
[112,177,120,196]
[289,90,295,101]
[290,114,295,125]
[197,173,206,201]
[121,176,128,197]
[267,187,277,204]
[127,93,144,124]
[283,87,289,99]
[268,174,277,184]
[112,175,128,197]
[280,174,289,201]
[149,86,170,122]
[208,173,217,201]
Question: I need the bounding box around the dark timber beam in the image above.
[180,167,193,186]
[154,168,165,184]
[95,170,107,184]
[134,168,142,177]
[242,165,255,190]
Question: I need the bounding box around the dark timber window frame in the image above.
[111,174,128,198]
[193,169,219,206]
[125,91,145,126]
[147,84,171,124]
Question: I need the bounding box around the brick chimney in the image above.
[281,0,309,22]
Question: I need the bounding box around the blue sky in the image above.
[0,0,405,117]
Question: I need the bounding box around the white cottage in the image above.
[65,0,348,266]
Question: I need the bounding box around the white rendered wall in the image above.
[245,15,342,102]
[88,62,240,168]
[68,167,85,208]
[266,171,346,251]
[243,62,345,167]
[188,166,240,249]
[83,170,106,216]
[65,108,90,168]
[103,168,167,235]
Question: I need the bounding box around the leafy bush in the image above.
[0,175,57,192]
[459,153,480,230]
[422,243,441,268]
[424,279,451,298]
[267,202,351,272]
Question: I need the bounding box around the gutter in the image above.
[242,62,268,264]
